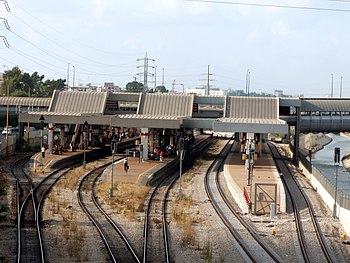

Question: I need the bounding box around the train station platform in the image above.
[29,147,169,186]
[224,143,286,215]
[100,155,168,186]
[30,150,82,176]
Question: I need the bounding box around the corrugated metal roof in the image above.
[49,90,108,114]
[301,99,350,112]
[0,97,50,107]
[138,93,194,117]
[118,114,179,120]
[226,96,279,119]
[28,111,82,116]
[219,117,285,125]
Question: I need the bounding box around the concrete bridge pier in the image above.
[141,128,149,161]
[293,106,301,164]
[60,125,65,149]
[48,123,54,154]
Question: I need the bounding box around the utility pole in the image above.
[202,65,214,95]
[67,62,70,90]
[137,52,155,90]
[154,66,157,90]
[73,65,75,90]
[162,68,165,86]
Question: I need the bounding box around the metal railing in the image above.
[291,143,350,210]
[312,166,350,210]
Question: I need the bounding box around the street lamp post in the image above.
[39,115,45,166]
[333,147,340,218]
[110,129,117,198]
[178,136,185,199]
[83,121,88,169]
[3,66,9,155]
[246,69,250,96]
[340,77,343,98]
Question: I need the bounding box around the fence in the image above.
[291,142,350,211]
[312,166,350,210]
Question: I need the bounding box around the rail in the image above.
[270,143,335,263]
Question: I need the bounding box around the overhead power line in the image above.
[10,0,137,58]
[0,35,10,48]
[0,0,10,12]
[8,12,125,67]
[0,17,10,30]
[185,0,350,12]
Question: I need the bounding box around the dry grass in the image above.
[97,181,150,221]
[172,195,206,247]
[59,212,87,261]
[56,161,100,190]
[201,239,213,262]
[183,172,196,184]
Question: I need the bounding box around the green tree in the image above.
[155,85,168,93]
[125,81,144,92]
[1,66,65,97]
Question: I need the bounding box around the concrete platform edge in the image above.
[223,162,249,214]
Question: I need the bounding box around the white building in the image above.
[186,87,227,96]
[101,82,121,93]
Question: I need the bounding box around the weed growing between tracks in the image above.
[171,162,208,248]
[61,213,88,261]
[96,182,150,221]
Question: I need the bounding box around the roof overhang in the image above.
[19,112,183,129]
[213,118,288,134]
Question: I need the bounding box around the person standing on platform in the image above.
[41,146,46,158]
[124,158,129,173]
[159,151,164,162]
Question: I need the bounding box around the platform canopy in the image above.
[19,91,194,129]
[213,96,288,134]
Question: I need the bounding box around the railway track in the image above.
[35,167,72,262]
[142,136,216,263]
[78,159,141,263]
[10,155,74,263]
[10,155,41,263]
[204,140,283,263]
[7,139,139,262]
[142,167,174,263]
[269,142,336,263]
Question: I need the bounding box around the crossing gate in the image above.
[254,183,277,215]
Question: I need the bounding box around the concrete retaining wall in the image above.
[0,130,43,157]
[0,135,16,157]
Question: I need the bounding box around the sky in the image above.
[1,0,350,97]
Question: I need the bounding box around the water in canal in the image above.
[312,134,350,194]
